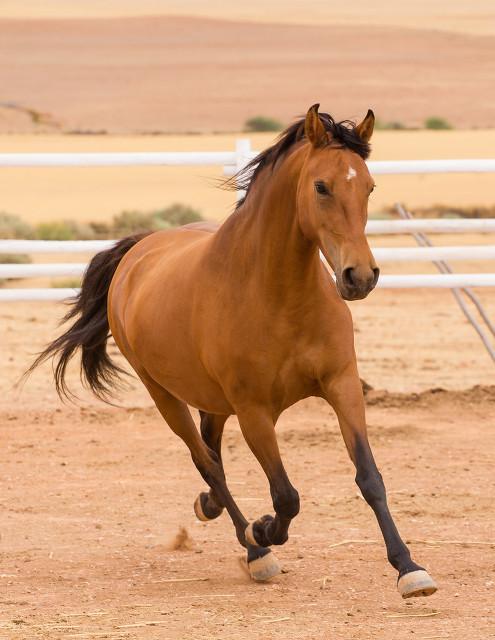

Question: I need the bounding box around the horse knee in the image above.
[272,484,300,519]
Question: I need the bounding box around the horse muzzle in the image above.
[337,265,380,301]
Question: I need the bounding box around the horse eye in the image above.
[314,181,330,195]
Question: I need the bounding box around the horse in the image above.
[28,104,437,598]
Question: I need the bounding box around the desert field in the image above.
[1,16,495,134]
[1,0,494,35]
[1,130,495,223]
[1,290,495,639]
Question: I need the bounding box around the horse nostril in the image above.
[372,267,380,287]
[342,267,356,288]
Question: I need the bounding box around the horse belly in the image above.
[139,335,234,415]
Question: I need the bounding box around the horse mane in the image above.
[225,112,371,208]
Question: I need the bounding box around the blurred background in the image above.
[0,2,494,389]
[1,0,494,227]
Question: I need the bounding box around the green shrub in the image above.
[35,220,96,240]
[111,204,203,237]
[0,203,203,242]
[424,116,452,130]
[0,212,34,239]
[153,203,203,227]
[375,119,407,130]
[244,116,284,132]
[111,210,155,237]
[0,253,31,264]
[88,221,112,239]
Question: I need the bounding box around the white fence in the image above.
[3,273,495,302]
[1,141,494,301]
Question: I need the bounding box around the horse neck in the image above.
[213,152,320,295]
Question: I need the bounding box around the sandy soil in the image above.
[1,292,495,639]
[1,16,495,134]
[1,130,495,223]
[1,0,494,36]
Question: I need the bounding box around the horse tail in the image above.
[25,233,149,402]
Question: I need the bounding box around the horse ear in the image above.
[304,103,327,148]
[355,109,375,143]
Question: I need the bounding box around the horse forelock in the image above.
[225,112,371,209]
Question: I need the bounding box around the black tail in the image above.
[25,233,148,402]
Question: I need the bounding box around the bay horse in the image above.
[28,104,437,598]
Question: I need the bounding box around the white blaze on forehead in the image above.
[346,166,357,181]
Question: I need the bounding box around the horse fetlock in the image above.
[272,486,300,519]
[388,549,418,574]
[245,515,274,547]
[193,491,224,522]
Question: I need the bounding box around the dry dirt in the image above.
[1,16,495,134]
[1,288,495,639]
[2,0,494,36]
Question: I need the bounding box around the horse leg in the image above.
[237,409,300,549]
[142,380,280,581]
[194,411,277,579]
[323,366,437,598]
[193,411,227,522]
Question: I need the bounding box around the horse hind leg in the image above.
[193,411,227,522]
[195,410,281,582]
[142,377,280,582]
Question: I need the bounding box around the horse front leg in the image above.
[323,365,438,598]
[237,408,300,550]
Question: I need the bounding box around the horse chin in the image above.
[336,281,374,301]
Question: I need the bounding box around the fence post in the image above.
[235,138,252,202]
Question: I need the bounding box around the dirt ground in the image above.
[1,15,495,134]
[1,288,494,639]
[2,0,494,36]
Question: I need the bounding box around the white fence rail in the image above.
[2,219,495,259]
[2,273,495,302]
[2,244,495,281]
[1,147,495,176]
[0,151,238,168]
[1,143,494,300]
[0,288,79,301]
[0,240,117,254]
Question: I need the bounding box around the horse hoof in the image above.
[248,551,282,582]
[193,492,223,522]
[398,570,438,598]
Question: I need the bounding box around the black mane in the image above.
[225,112,370,208]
